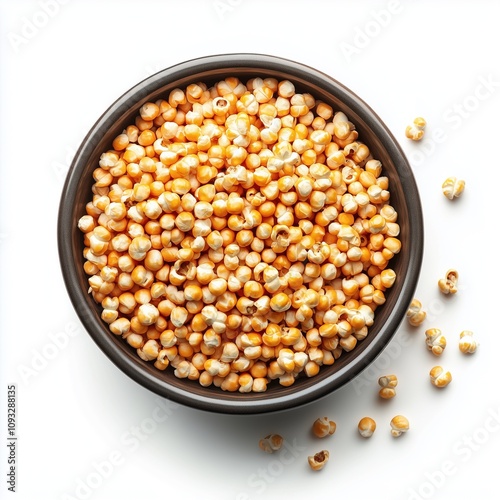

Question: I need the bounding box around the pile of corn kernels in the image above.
[78,76,401,392]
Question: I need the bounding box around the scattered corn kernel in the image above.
[358,417,376,438]
[390,415,409,437]
[405,117,426,141]
[259,434,284,453]
[459,330,478,354]
[308,450,329,471]
[378,374,398,399]
[425,328,447,356]
[406,298,426,327]
[438,269,459,295]
[429,365,452,388]
[312,417,337,438]
[442,177,465,200]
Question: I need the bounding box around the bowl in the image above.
[57,53,423,414]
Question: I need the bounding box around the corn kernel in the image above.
[438,269,459,295]
[405,117,426,141]
[312,417,336,438]
[358,417,376,438]
[442,177,465,200]
[459,330,478,354]
[429,365,452,388]
[378,374,398,399]
[390,415,409,437]
[425,328,447,356]
[406,298,426,326]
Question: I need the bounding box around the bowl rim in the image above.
[57,52,423,414]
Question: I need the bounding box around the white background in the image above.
[1,1,500,499]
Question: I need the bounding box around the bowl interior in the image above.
[58,53,423,414]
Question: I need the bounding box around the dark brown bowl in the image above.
[57,53,423,414]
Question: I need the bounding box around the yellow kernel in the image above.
[312,417,336,438]
[358,417,376,438]
[390,415,410,437]
[425,328,447,356]
[442,177,465,200]
[438,268,459,295]
[459,330,478,354]
[378,375,398,399]
[406,298,426,326]
[243,281,264,299]
[429,366,452,388]
[405,117,426,141]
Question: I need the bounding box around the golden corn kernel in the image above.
[220,372,240,391]
[277,348,295,372]
[405,117,426,141]
[380,268,397,288]
[252,378,268,392]
[304,360,320,377]
[406,298,426,327]
[243,280,264,299]
[312,417,337,438]
[358,417,376,438]
[109,317,130,336]
[339,335,357,352]
[137,303,160,326]
[459,330,478,354]
[262,324,282,347]
[378,374,398,399]
[442,177,465,200]
[280,327,301,346]
[137,339,160,362]
[270,292,292,312]
[429,365,452,388]
[425,328,447,356]
[390,415,409,437]
[438,269,459,295]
